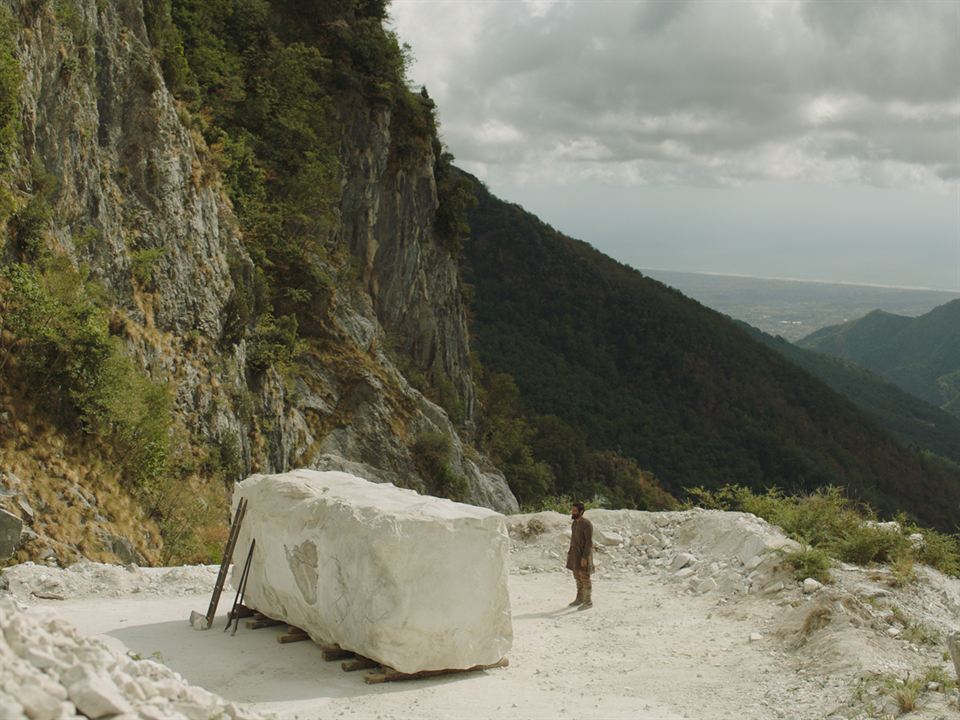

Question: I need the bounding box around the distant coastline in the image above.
[639,268,960,342]
[638,268,960,295]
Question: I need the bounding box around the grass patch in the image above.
[878,669,957,715]
[888,555,917,588]
[518,516,547,539]
[687,484,960,577]
[411,431,468,502]
[0,257,233,565]
[889,677,923,714]
[521,494,601,514]
[902,620,941,647]
[782,545,833,584]
[0,259,173,491]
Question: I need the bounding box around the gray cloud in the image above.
[390,0,960,193]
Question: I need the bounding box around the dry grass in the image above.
[0,387,163,566]
[902,620,942,646]
[801,606,833,638]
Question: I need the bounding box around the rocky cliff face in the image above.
[0,0,516,565]
[338,98,477,429]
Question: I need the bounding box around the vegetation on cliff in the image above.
[143,0,470,353]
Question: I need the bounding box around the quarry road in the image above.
[35,569,842,720]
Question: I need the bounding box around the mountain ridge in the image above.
[461,171,960,530]
[743,324,960,468]
[799,299,960,416]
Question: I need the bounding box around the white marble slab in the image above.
[231,470,512,673]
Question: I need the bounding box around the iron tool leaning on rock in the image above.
[566,502,594,609]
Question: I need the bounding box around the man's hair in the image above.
[573,502,585,513]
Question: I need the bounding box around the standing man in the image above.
[566,502,594,610]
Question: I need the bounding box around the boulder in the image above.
[0,508,22,561]
[232,470,512,674]
[598,531,623,547]
[99,533,143,566]
[948,631,960,682]
[670,553,696,571]
[637,533,661,548]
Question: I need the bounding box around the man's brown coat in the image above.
[566,516,594,573]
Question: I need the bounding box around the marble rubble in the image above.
[231,470,513,674]
[0,598,266,720]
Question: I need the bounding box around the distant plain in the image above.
[641,269,960,342]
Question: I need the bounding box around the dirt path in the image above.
[35,568,847,720]
[13,508,957,719]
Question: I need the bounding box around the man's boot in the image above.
[577,586,592,610]
[568,578,583,606]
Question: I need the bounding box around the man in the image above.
[566,502,594,610]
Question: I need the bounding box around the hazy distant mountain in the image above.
[798,300,960,418]
[461,174,960,530]
[745,325,960,468]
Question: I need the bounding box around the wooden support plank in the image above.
[364,658,509,684]
[278,629,310,644]
[341,657,379,672]
[320,644,354,661]
[245,618,283,630]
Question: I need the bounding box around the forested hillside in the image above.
[461,174,960,531]
[745,326,960,469]
[798,300,960,417]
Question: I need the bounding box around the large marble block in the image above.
[230,470,512,674]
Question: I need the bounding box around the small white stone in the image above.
[171,702,214,720]
[68,672,133,719]
[188,611,209,631]
[137,705,173,720]
[695,578,717,594]
[121,677,146,702]
[670,553,697,571]
[151,679,183,701]
[887,627,901,637]
[0,697,25,720]
[749,633,763,643]
[17,685,62,720]
[761,581,784,594]
[598,531,623,547]
[637,533,660,548]
[802,578,823,594]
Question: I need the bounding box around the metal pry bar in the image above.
[225,537,256,635]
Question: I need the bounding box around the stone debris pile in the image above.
[507,508,799,597]
[1,562,219,602]
[0,598,269,720]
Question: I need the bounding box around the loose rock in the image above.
[0,508,22,562]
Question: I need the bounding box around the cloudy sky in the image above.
[389,0,960,290]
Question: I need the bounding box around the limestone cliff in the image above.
[0,0,516,566]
